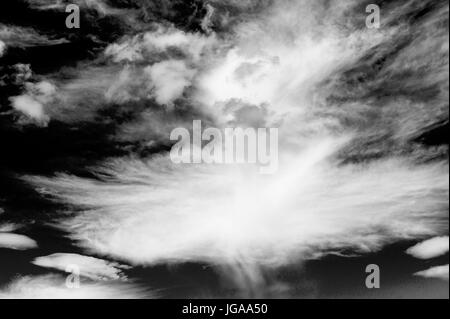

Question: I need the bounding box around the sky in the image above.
[0,0,448,298]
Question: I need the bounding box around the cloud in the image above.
[104,26,216,63]
[0,24,68,48]
[145,60,196,105]
[0,233,38,250]
[10,95,46,122]
[32,253,130,281]
[406,236,449,259]
[9,81,57,126]
[0,274,154,299]
[26,0,126,16]
[0,223,22,232]
[25,152,448,268]
[15,0,449,297]
[25,0,66,10]
[19,24,216,124]
[414,265,449,281]
[201,3,215,33]
[101,26,216,106]
[11,64,33,85]
[0,40,5,57]
[22,0,449,295]
[0,208,22,233]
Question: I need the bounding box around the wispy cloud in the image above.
[0,24,68,48]
[32,253,130,281]
[26,153,448,269]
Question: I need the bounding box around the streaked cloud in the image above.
[0,24,68,48]
[32,253,130,281]
[26,154,448,268]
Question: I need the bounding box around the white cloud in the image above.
[0,24,68,48]
[0,274,154,299]
[20,0,450,294]
[25,153,448,270]
[101,26,216,107]
[0,233,38,250]
[9,81,56,126]
[0,223,22,232]
[32,81,57,97]
[104,39,143,63]
[12,64,32,85]
[32,253,130,281]
[406,236,449,259]
[105,26,216,63]
[145,60,196,105]
[414,265,449,281]
[23,0,449,274]
[10,95,49,125]
[25,0,65,10]
[0,208,21,233]
[0,40,5,57]
[194,3,394,122]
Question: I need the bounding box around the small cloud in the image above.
[414,265,449,281]
[0,40,6,57]
[9,81,57,126]
[406,236,449,259]
[10,95,48,124]
[0,233,38,250]
[145,60,196,106]
[12,64,32,85]
[32,253,130,281]
[0,223,22,232]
